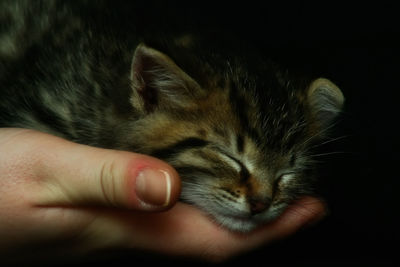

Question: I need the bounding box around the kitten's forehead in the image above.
[221,68,310,154]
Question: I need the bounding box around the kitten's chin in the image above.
[212,205,288,233]
[214,215,259,233]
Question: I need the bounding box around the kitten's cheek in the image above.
[126,158,181,211]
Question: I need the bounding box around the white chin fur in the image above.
[215,215,259,233]
[211,204,288,233]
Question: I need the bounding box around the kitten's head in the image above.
[127,43,344,232]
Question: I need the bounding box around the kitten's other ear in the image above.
[130,43,202,113]
[308,78,344,127]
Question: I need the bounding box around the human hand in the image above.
[0,128,326,264]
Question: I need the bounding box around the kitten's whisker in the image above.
[309,135,350,149]
[298,120,342,148]
[297,129,324,148]
[309,151,349,157]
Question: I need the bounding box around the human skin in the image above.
[0,128,325,264]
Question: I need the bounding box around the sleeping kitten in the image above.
[0,1,344,232]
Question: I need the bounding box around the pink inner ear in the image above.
[132,62,159,113]
[130,44,166,113]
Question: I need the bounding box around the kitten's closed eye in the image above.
[162,134,305,232]
[276,173,297,186]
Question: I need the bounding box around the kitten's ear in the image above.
[130,43,202,113]
[308,78,344,127]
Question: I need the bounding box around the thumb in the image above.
[28,131,181,211]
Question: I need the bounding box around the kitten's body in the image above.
[0,1,343,232]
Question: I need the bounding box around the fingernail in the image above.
[135,169,171,208]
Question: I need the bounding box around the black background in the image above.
[66,1,400,266]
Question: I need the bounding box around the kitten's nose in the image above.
[249,197,271,215]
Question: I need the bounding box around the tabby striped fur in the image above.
[0,1,344,232]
